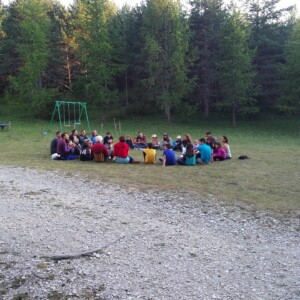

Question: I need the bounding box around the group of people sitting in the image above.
[50,129,231,166]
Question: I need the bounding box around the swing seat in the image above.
[94,152,105,162]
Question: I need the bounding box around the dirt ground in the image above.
[0,167,299,299]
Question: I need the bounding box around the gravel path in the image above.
[0,167,299,300]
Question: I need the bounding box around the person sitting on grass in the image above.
[133,131,147,149]
[161,132,172,150]
[159,143,176,167]
[91,135,109,162]
[80,139,93,161]
[196,138,212,164]
[103,132,114,156]
[177,143,196,166]
[56,133,77,160]
[69,129,81,155]
[221,135,232,159]
[173,135,183,151]
[78,129,88,146]
[150,134,160,149]
[213,142,226,161]
[50,131,62,155]
[193,139,199,151]
[181,134,192,154]
[90,130,98,144]
[205,131,217,149]
[125,134,134,149]
[113,136,140,164]
[143,143,156,164]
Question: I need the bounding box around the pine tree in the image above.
[143,0,193,122]
[7,0,54,113]
[70,0,121,107]
[45,1,69,93]
[245,0,295,110]
[217,9,258,127]
[189,0,226,118]
[278,18,300,113]
[112,4,147,111]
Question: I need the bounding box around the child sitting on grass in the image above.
[125,134,134,149]
[151,134,160,149]
[193,139,199,150]
[143,143,156,164]
[177,143,196,166]
[173,135,183,151]
[196,138,212,164]
[133,132,147,149]
[221,135,232,159]
[159,143,176,167]
[213,142,226,161]
[113,136,140,164]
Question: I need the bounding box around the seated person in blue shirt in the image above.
[196,138,212,164]
[159,143,176,167]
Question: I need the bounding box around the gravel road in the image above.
[0,167,299,300]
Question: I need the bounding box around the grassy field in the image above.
[0,114,299,216]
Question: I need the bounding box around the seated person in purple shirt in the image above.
[213,142,226,161]
[56,133,77,160]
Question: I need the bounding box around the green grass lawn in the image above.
[0,114,299,216]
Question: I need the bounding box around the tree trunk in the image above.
[232,101,237,129]
[203,29,210,118]
[125,70,128,107]
[66,53,72,91]
[164,105,171,123]
[203,75,210,118]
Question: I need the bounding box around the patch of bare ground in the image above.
[0,167,299,299]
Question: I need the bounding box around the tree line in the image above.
[0,0,299,124]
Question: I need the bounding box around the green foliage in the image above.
[0,0,298,119]
[71,0,122,106]
[217,9,258,123]
[3,0,53,113]
[189,0,227,117]
[245,0,295,109]
[278,18,300,114]
[143,0,194,121]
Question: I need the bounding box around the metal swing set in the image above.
[48,101,91,132]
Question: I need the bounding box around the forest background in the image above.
[0,0,299,125]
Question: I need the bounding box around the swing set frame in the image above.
[49,101,91,132]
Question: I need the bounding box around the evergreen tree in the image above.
[189,0,226,118]
[70,0,121,107]
[278,18,300,113]
[245,0,295,110]
[7,0,54,112]
[217,9,258,127]
[0,1,7,94]
[143,0,193,122]
[0,1,23,95]
[112,4,147,111]
[45,0,69,93]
